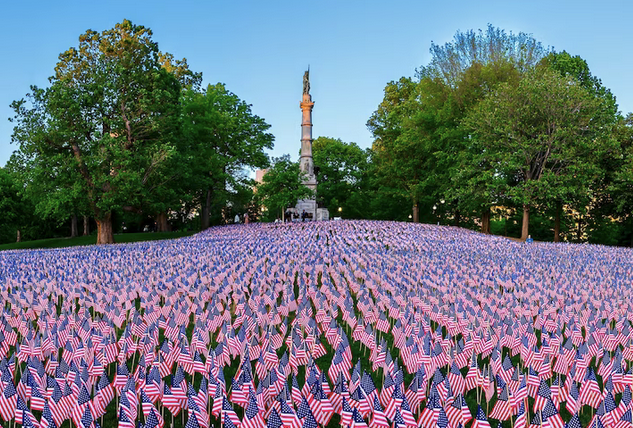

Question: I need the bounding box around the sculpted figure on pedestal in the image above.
[303,69,310,95]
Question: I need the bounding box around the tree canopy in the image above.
[10,20,183,243]
[256,155,312,222]
[312,137,371,219]
[464,67,608,239]
[367,25,624,242]
[8,20,274,242]
[5,22,633,246]
[181,84,273,229]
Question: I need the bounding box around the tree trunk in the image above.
[70,214,78,238]
[454,210,461,228]
[83,216,89,236]
[481,208,491,234]
[201,188,211,230]
[577,215,582,242]
[96,212,114,244]
[521,204,530,241]
[156,212,170,232]
[554,201,561,243]
[487,209,491,233]
[412,202,419,223]
[16,230,21,243]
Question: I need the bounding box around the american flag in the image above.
[223,413,239,428]
[41,400,56,428]
[566,413,582,428]
[302,412,319,428]
[370,395,390,428]
[0,380,17,421]
[243,393,266,428]
[118,407,135,428]
[542,399,565,428]
[341,396,354,427]
[222,396,241,427]
[614,409,632,428]
[471,405,492,428]
[1,220,633,428]
[434,406,449,428]
[279,397,302,428]
[351,407,369,428]
[393,408,407,428]
[15,395,31,427]
[80,405,93,428]
[535,379,552,411]
[529,411,543,428]
[266,408,283,428]
[145,407,165,428]
[580,368,602,408]
[418,391,440,428]
[489,386,511,421]
[185,413,200,428]
[22,412,38,428]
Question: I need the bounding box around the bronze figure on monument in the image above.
[303,69,310,95]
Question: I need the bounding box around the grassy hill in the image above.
[0,230,197,251]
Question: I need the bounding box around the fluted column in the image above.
[299,93,317,191]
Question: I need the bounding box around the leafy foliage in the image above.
[256,155,312,221]
[312,137,371,218]
[10,20,183,243]
[181,84,274,229]
[0,168,26,243]
[464,67,608,238]
[367,25,624,242]
[422,24,550,86]
[8,21,274,243]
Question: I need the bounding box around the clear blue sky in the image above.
[1,0,631,167]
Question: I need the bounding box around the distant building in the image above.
[255,169,268,185]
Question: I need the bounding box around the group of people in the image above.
[281,209,313,223]
[233,213,249,224]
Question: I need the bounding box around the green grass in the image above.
[0,230,197,251]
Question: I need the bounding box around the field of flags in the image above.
[0,220,632,428]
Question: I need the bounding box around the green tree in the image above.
[10,20,184,244]
[367,77,428,221]
[182,84,274,230]
[224,182,261,224]
[604,114,633,245]
[0,168,28,243]
[256,155,312,222]
[541,51,618,120]
[424,24,549,87]
[419,28,543,229]
[312,137,370,218]
[369,26,548,225]
[540,51,621,241]
[464,67,605,240]
[444,61,521,232]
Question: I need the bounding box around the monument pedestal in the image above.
[296,198,317,221]
[317,208,330,221]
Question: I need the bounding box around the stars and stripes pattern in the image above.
[0,221,629,427]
